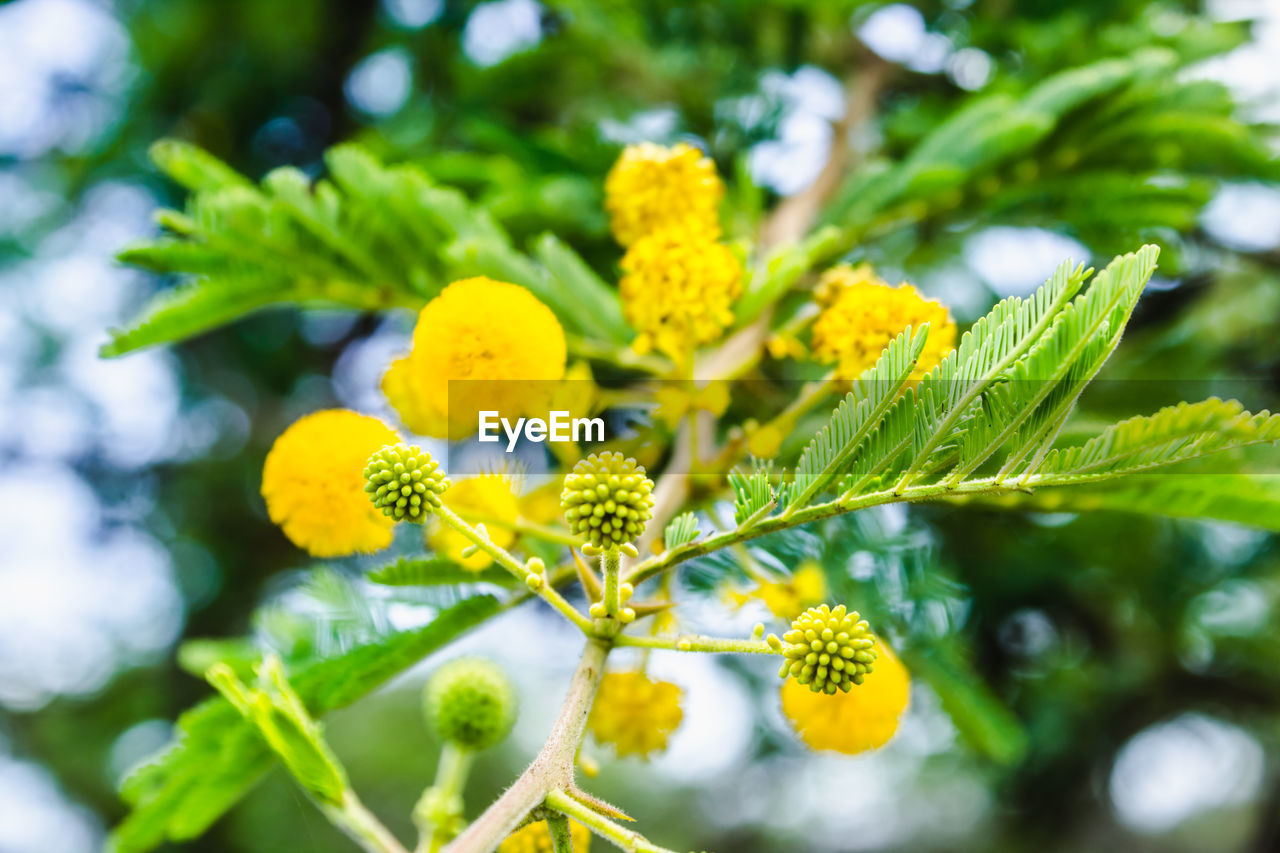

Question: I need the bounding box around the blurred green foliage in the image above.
[5,1,1280,852]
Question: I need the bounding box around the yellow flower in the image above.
[261,409,399,557]
[428,473,519,570]
[811,265,956,383]
[728,562,827,622]
[780,643,910,754]
[620,233,742,359]
[589,671,683,758]
[499,819,591,853]
[382,277,566,439]
[605,142,723,247]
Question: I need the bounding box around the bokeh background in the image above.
[2,1,1280,851]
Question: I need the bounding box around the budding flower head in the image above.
[423,658,515,750]
[561,452,654,550]
[363,444,449,523]
[779,604,878,694]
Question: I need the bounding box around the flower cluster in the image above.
[781,642,910,754]
[363,444,449,523]
[811,264,956,383]
[778,604,878,694]
[261,409,400,557]
[424,658,517,751]
[383,276,566,438]
[604,142,723,247]
[607,143,740,360]
[619,231,742,359]
[561,452,655,551]
[499,820,591,853]
[589,671,684,758]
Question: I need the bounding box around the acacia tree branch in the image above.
[758,51,890,251]
[442,640,611,853]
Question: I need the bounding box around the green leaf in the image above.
[149,139,251,192]
[959,472,1280,531]
[367,557,515,587]
[1027,398,1280,486]
[904,644,1028,765]
[663,512,701,549]
[108,594,502,853]
[533,233,630,343]
[789,327,928,508]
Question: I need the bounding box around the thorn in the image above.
[573,550,603,602]
[565,786,635,822]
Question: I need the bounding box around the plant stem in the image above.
[614,633,777,655]
[442,640,611,853]
[544,791,682,853]
[625,476,1032,586]
[415,743,475,853]
[434,503,593,633]
[546,813,574,853]
[601,549,621,617]
[324,791,411,853]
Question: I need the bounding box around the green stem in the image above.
[323,791,411,853]
[625,476,1032,586]
[415,743,475,853]
[544,791,681,853]
[546,813,574,853]
[434,503,593,633]
[601,549,621,617]
[614,633,777,655]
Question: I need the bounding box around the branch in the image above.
[442,640,611,853]
[758,52,890,251]
[544,790,682,853]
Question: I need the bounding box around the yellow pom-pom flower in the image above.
[261,410,399,557]
[589,671,683,758]
[728,562,827,622]
[605,142,723,247]
[499,819,591,853]
[382,277,566,439]
[811,265,956,383]
[428,473,520,570]
[620,232,742,359]
[780,643,910,754]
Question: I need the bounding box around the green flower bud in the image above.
[423,658,516,750]
[778,604,878,694]
[364,444,449,523]
[561,452,654,550]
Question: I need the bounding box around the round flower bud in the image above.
[364,445,449,523]
[778,604,878,694]
[560,452,654,550]
[423,658,516,750]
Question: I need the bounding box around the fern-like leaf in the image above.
[788,327,928,510]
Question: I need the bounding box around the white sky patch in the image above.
[1201,183,1280,252]
[345,47,413,117]
[1110,713,1264,834]
[463,0,543,67]
[964,227,1090,297]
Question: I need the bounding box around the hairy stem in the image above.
[434,504,593,633]
[442,640,611,853]
[415,743,474,853]
[546,813,574,853]
[614,633,777,655]
[602,549,621,617]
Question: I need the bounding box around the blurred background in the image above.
[2,1,1279,851]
